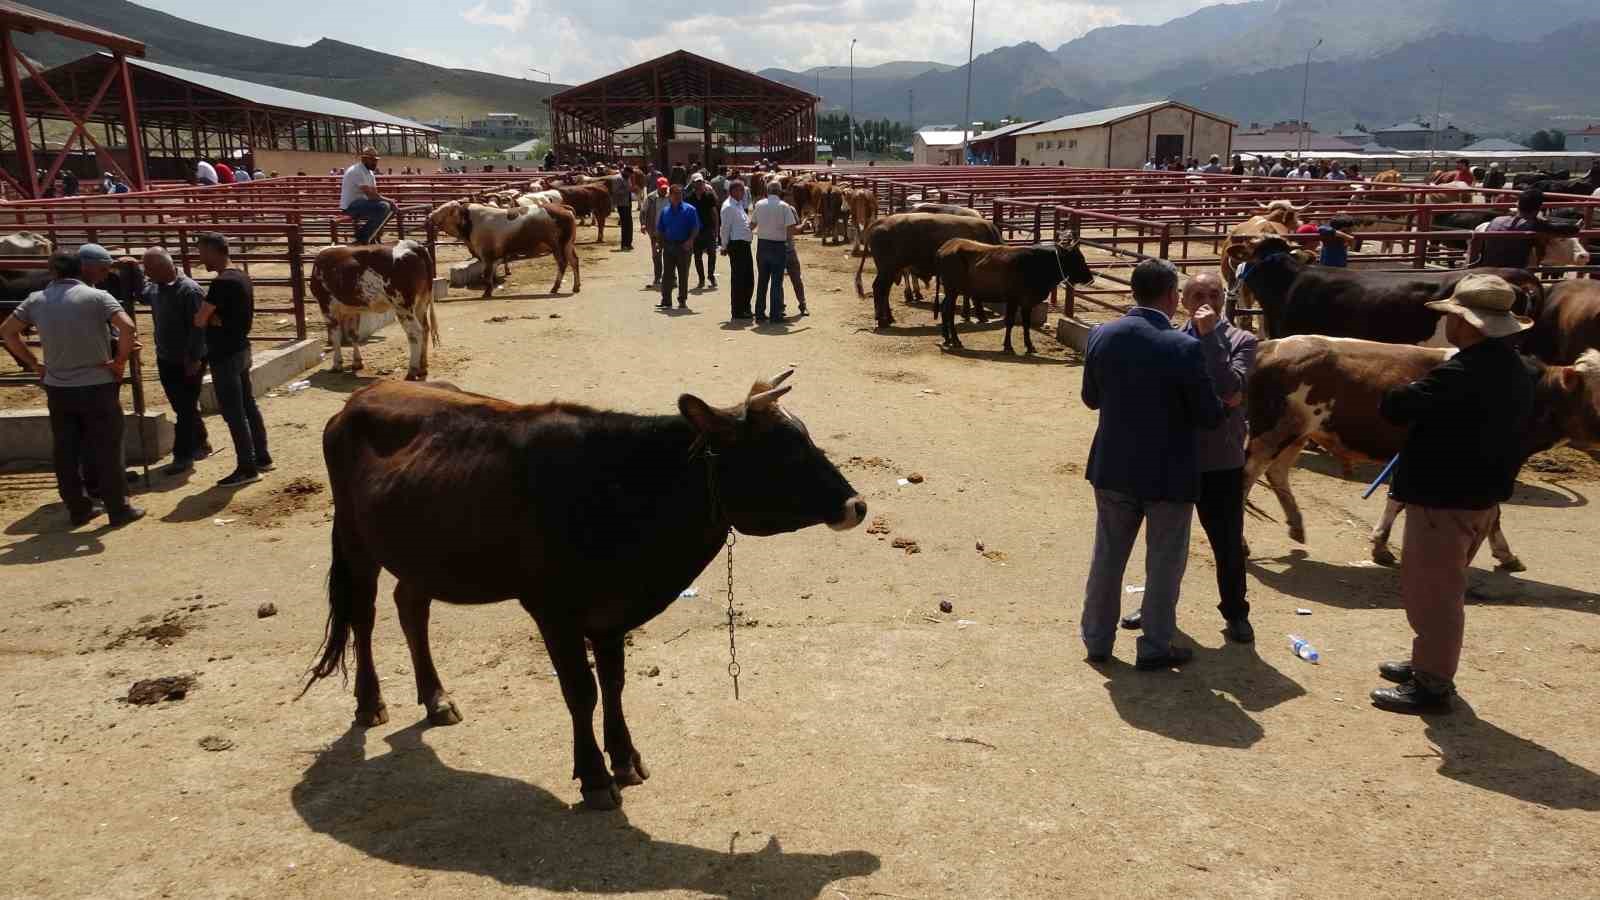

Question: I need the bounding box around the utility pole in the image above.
[849,39,857,160]
[908,89,914,134]
[1297,38,1321,159]
[961,0,976,166]
[1431,64,1446,165]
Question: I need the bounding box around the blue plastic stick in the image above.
[1363,454,1400,500]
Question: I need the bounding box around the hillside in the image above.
[13,0,566,126]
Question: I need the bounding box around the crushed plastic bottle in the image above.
[1288,634,1320,664]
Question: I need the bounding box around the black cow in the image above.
[1431,211,1497,250]
[306,373,866,810]
[1238,236,1542,343]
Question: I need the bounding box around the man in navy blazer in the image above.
[1081,259,1228,669]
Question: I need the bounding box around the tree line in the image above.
[817,113,911,156]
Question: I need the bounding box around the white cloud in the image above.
[462,0,533,31]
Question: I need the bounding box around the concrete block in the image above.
[432,277,448,301]
[1055,316,1093,352]
[0,409,172,465]
[199,338,323,414]
[1028,302,1048,328]
[450,259,490,288]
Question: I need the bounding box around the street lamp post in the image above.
[1431,65,1446,165]
[849,39,857,161]
[961,0,976,165]
[1297,38,1321,159]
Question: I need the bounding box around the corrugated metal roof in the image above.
[916,130,975,147]
[969,121,1042,143]
[1013,100,1234,137]
[1459,138,1530,152]
[503,138,542,153]
[117,53,438,132]
[1377,122,1432,133]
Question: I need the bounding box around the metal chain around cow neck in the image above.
[699,444,741,699]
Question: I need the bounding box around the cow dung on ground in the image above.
[127,675,195,705]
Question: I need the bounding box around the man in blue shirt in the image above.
[656,183,700,310]
[1318,216,1358,267]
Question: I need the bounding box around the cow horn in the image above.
[1289,201,1310,212]
[749,368,795,396]
[768,368,795,389]
[1255,201,1269,210]
[747,384,792,411]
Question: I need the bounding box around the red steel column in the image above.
[2,29,38,198]
[113,52,147,191]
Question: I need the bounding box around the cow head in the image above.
[100,258,147,307]
[679,370,867,537]
[1257,199,1309,228]
[1534,233,1592,269]
[1529,350,1600,452]
[428,201,469,240]
[1053,241,1095,286]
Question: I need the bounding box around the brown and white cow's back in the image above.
[309,240,439,380]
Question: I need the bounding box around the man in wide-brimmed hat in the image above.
[1371,273,1537,713]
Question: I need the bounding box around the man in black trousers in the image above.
[195,232,272,487]
[140,248,211,475]
[719,179,754,319]
[1120,271,1257,643]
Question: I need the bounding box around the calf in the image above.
[310,241,439,380]
[305,372,866,810]
[1244,335,1600,569]
[1237,235,1542,343]
[935,239,1094,353]
[428,200,579,298]
[855,213,1001,328]
[845,188,879,256]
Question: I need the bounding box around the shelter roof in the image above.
[916,131,975,147]
[1015,100,1236,136]
[0,1,144,56]
[1459,138,1531,152]
[969,121,1041,143]
[547,49,817,132]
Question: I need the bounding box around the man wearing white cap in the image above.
[340,146,394,244]
[1371,273,1537,713]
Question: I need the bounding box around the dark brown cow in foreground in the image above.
[935,239,1095,353]
[1244,335,1600,569]
[856,213,1001,328]
[428,200,579,298]
[554,183,613,242]
[305,372,866,810]
[309,241,438,380]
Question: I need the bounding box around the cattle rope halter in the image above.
[697,442,741,699]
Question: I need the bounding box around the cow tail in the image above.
[426,289,442,347]
[299,525,356,697]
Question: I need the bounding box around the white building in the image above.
[1013,100,1235,168]
[912,129,974,165]
[1571,125,1600,152]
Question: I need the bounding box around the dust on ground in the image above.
[3,218,1600,899]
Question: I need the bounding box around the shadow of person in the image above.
[161,485,250,523]
[1099,633,1297,748]
[0,525,105,565]
[306,370,382,396]
[292,724,880,897]
[1421,700,1600,810]
[5,501,68,536]
[1248,549,1600,616]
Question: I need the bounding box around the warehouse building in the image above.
[1013,100,1235,168]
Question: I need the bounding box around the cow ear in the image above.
[1562,366,1582,392]
[680,394,739,441]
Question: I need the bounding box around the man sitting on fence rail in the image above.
[340,146,396,245]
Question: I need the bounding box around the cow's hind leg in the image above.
[591,632,649,788]
[348,556,386,726]
[1001,302,1018,354]
[1370,496,1404,566]
[530,611,616,810]
[327,319,345,372]
[1266,437,1311,543]
[1020,301,1038,354]
[1486,505,1525,572]
[480,253,497,298]
[396,308,425,381]
[393,581,460,725]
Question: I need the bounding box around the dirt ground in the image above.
[4,220,1600,900]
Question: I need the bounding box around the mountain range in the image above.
[760,0,1600,134]
[10,0,1600,139]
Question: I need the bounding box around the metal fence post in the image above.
[288,224,307,341]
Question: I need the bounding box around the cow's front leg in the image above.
[1370,496,1404,566]
[1021,301,1039,354]
[328,320,345,372]
[1001,302,1018,354]
[1486,505,1525,572]
[345,318,366,372]
[480,253,497,298]
[591,632,649,788]
[532,615,616,810]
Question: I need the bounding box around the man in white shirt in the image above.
[340,146,394,244]
[718,180,755,319]
[195,158,218,185]
[751,187,798,321]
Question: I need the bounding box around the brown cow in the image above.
[935,239,1095,353]
[305,371,866,809]
[1244,334,1600,569]
[855,213,1001,328]
[554,183,613,242]
[844,188,879,256]
[310,240,439,380]
[1523,279,1600,364]
[428,200,580,298]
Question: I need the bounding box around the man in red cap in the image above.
[640,177,669,288]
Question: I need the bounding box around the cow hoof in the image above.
[613,766,647,787]
[1495,557,1527,574]
[1288,525,1307,543]
[355,703,389,727]
[581,784,623,810]
[426,699,463,726]
[1372,547,1398,567]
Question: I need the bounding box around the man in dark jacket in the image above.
[1372,273,1537,713]
[140,248,210,475]
[1120,271,1258,643]
[1470,189,1580,268]
[610,167,634,251]
[195,232,271,487]
[1081,259,1227,669]
[688,173,720,289]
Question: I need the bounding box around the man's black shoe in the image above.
[1378,660,1414,684]
[1135,646,1194,671]
[1119,610,1143,630]
[107,506,146,527]
[678,302,688,309]
[1086,651,1111,664]
[217,469,261,487]
[69,503,104,528]
[1371,680,1453,714]
[256,458,276,472]
[163,459,194,476]
[1224,618,1255,644]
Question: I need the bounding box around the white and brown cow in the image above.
[309,240,439,380]
[428,200,579,298]
[1243,334,1600,570]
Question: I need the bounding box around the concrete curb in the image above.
[1055,316,1093,352]
[0,409,174,464]
[197,338,323,413]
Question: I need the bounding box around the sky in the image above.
[134,0,1226,83]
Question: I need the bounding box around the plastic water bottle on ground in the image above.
[1288,634,1320,664]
